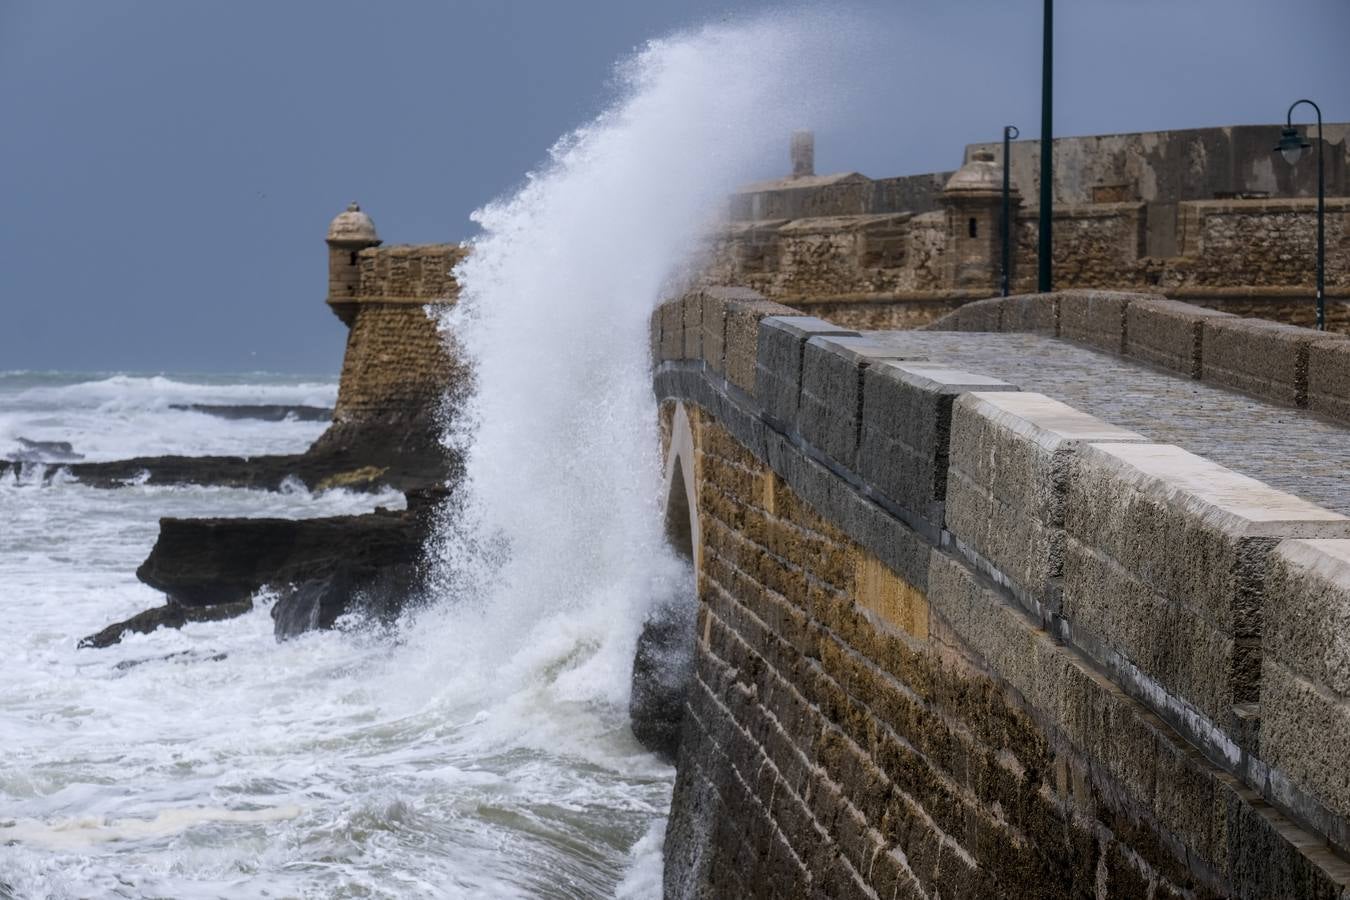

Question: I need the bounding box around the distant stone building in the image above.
[706,125,1350,330]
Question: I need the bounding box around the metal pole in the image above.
[1002,125,1019,297]
[1315,106,1325,331]
[1286,99,1325,330]
[1038,0,1053,293]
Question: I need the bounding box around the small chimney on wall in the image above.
[790,130,815,178]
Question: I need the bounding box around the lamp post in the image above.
[1037,0,1053,292]
[1002,125,1020,297]
[1273,99,1325,330]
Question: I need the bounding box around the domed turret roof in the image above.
[326,202,380,244]
[943,150,1006,195]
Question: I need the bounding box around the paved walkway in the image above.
[868,331,1350,516]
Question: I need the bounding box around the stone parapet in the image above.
[929,290,1350,426]
[857,363,1015,528]
[1064,442,1350,730]
[945,392,1144,604]
[1263,539,1350,834]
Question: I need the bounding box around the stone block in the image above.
[945,392,1143,598]
[952,298,1002,332]
[682,292,705,360]
[1001,293,1059,335]
[1200,317,1345,407]
[857,363,1016,525]
[649,305,662,366]
[1307,339,1350,424]
[1058,290,1146,355]
[855,553,928,639]
[1063,441,1350,725]
[660,299,685,361]
[1124,298,1235,379]
[1264,539,1350,697]
[699,286,762,375]
[722,296,801,395]
[798,334,927,470]
[1261,655,1350,822]
[755,315,857,427]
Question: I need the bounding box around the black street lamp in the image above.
[1001,125,1020,297]
[1273,99,1325,330]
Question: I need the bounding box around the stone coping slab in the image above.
[958,391,1144,450]
[1078,442,1350,538]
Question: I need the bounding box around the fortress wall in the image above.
[311,240,469,489]
[330,243,468,424]
[1010,203,1147,293]
[331,302,462,423]
[706,196,1350,331]
[652,288,1350,897]
[356,243,467,303]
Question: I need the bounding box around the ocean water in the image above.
[0,372,674,899]
[1,10,873,898]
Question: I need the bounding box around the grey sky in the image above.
[2,0,1345,374]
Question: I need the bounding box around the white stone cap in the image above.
[1081,442,1350,537]
[959,391,1145,450]
[878,363,1017,393]
[1276,539,1350,591]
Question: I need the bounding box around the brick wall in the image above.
[653,288,1350,898]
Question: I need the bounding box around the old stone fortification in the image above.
[706,125,1350,331]
[314,203,469,488]
[649,286,1350,897]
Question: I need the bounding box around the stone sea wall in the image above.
[650,287,1350,898]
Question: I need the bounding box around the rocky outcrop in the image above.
[79,489,446,647]
[78,600,254,650]
[3,433,459,494]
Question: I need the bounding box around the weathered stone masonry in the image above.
[652,287,1350,898]
[314,204,469,489]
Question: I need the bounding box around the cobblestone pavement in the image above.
[866,331,1350,515]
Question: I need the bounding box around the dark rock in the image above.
[135,506,430,608]
[78,600,253,649]
[630,600,697,763]
[168,403,333,422]
[77,488,449,649]
[0,421,460,495]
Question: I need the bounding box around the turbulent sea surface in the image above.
[0,373,672,899]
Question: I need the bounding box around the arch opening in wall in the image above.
[665,461,694,561]
[629,401,700,764]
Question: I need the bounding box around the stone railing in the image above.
[649,286,1350,898]
[931,289,1350,421]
